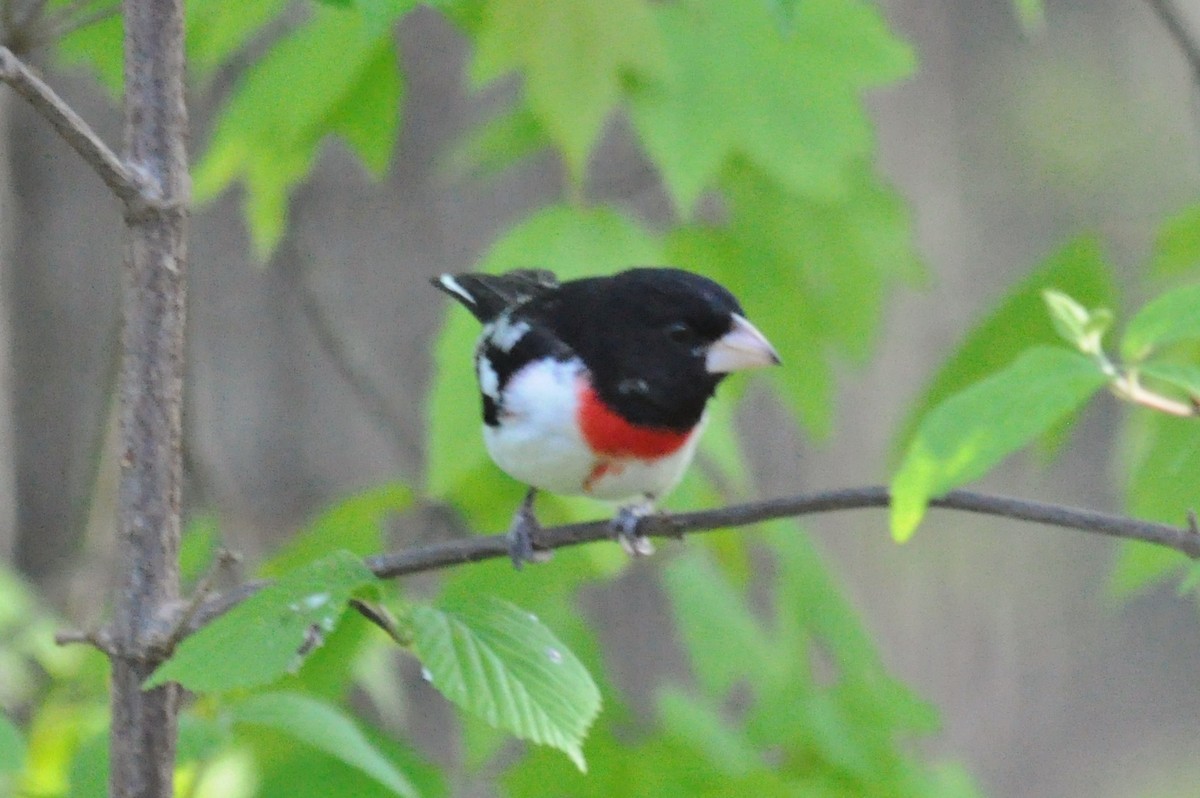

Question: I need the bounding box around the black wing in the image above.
[431,269,559,323]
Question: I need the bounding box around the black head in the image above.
[523,268,777,431]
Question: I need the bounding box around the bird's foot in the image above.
[507,488,552,569]
[611,502,656,557]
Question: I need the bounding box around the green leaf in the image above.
[54,0,123,94]
[232,692,420,798]
[410,597,601,771]
[0,713,23,773]
[1110,541,1188,600]
[891,346,1107,541]
[1121,283,1200,361]
[180,515,220,585]
[663,552,776,696]
[895,236,1116,457]
[471,0,663,180]
[1152,202,1200,276]
[1042,289,1102,353]
[147,551,378,691]
[629,0,914,214]
[263,482,412,577]
[194,2,405,257]
[1139,361,1200,400]
[656,688,760,777]
[443,107,549,180]
[1012,0,1044,33]
[187,0,291,79]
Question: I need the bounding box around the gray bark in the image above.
[108,0,189,795]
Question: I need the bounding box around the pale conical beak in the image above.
[705,314,781,374]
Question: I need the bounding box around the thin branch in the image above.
[364,486,1200,578]
[0,45,141,203]
[175,486,1200,639]
[1145,0,1200,88]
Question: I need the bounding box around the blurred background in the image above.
[3,0,1200,795]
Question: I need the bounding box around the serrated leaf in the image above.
[194,3,405,257]
[1152,202,1200,277]
[471,0,663,180]
[147,551,378,692]
[410,597,601,771]
[1121,283,1200,361]
[895,236,1116,458]
[630,0,914,214]
[232,692,419,798]
[263,483,413,577]
[0,713,23,773]
[891,346,1107,541]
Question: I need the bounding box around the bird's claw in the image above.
[507,488,552,569]
[612,505,656,557]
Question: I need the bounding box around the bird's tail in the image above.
[431,270,559,322]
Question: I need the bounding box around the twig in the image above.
[364,486,1200,577]
[1145,0,1200,88]
[0,45,141,203]
[174,486,1200,639]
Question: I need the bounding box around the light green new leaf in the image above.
[471,0,663,180]
[630,0,914,214]
[0,713,23,773]
[410,597,601,771]
[895,236,1115,457]
[147,551,378,692]
[1121,283,1200,361]
[194,2,405,257]
[1042,289,1107,354]
[232,692,420,798]
[891,346,1107,541]
[1152,203,1200,276]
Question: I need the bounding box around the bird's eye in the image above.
[665,321,693,343]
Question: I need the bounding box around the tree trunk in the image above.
[108,0,189,795]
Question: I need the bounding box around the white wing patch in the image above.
[437,274,476,307]
[489,313,530,353]
[477,353,501,401]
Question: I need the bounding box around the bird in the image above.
[432,267,780,566]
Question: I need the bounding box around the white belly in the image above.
[482,358,704,502]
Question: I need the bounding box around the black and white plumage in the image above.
[433,267,779,565]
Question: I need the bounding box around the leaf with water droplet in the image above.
[410,596,600,771]
[147,551,378,692]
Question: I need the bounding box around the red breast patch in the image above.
[576,382,690,459]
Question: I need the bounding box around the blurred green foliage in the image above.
[7,0,1200,796]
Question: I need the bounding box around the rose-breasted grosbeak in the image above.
[433,267,779,566]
